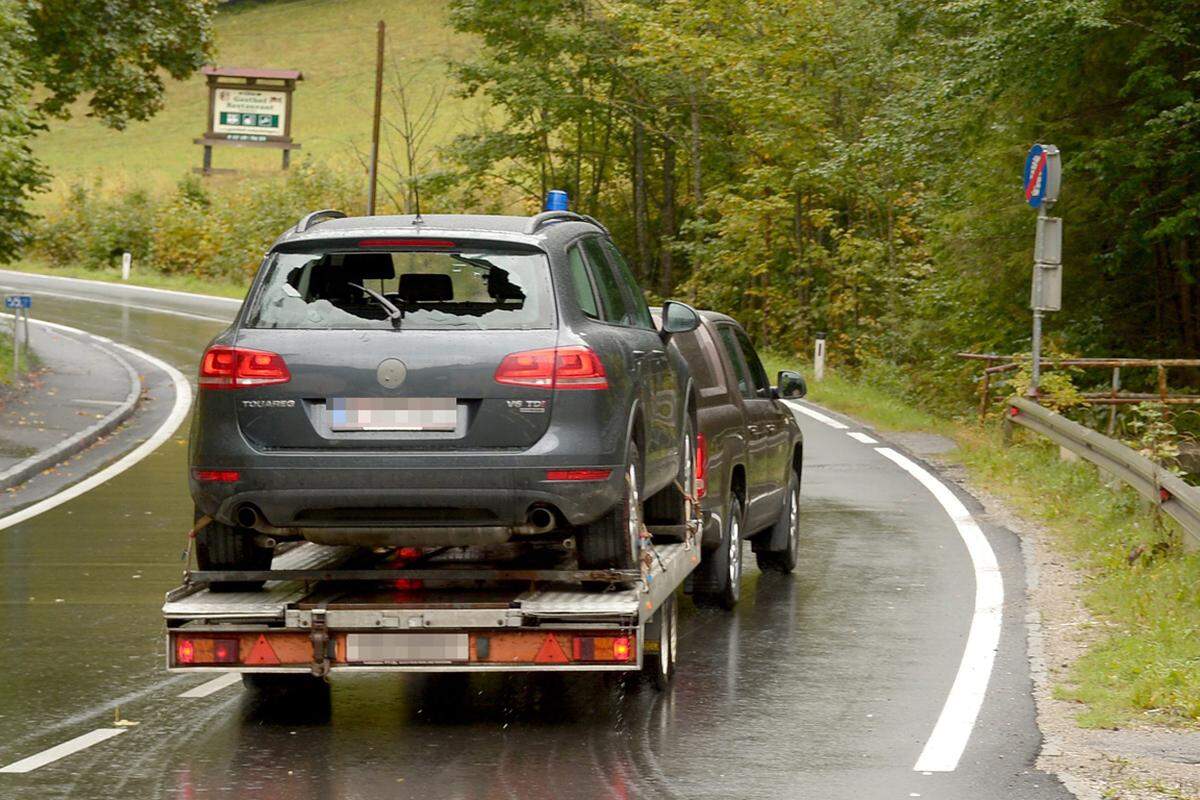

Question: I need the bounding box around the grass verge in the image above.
[3,261,248,300]
[775,357,1200,729]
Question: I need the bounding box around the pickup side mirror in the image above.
[776,370,807,399]
[659,300,701,335]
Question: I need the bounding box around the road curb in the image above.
[0,327,142,491]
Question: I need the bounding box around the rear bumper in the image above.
[191,463,624,531]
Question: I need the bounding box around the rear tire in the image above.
[691,496,743,609]
[577,445,642,570]
[644,418,696,539]
[756,469,801,573]
[195,510,273,592]
[645,593,677,690]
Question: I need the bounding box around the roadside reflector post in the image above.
[813,332,826,382]
[121,252,131,281]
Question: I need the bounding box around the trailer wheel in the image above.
[691,496,743,609]
[577,444,642,570]
[756,469,801,573]
[645,593,677,690]
[195,510,273,592]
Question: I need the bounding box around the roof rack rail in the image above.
[525,210,609,236]
[296,209,346,233]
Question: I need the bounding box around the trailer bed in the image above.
[163,538,699,676]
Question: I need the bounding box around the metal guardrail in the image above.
[1005,396,1200,551]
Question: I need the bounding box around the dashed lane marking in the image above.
[875,447,1004,773]
[178,673,243,699]
[783,400,849,429]
[847,431,878,444]
[0,728,127,774]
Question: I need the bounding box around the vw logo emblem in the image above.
[376,358,407,389]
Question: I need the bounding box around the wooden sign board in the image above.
[195,66,303,174]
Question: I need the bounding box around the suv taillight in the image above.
[199,346,291,389]
[494,346,608,390]
[696,433,707,499]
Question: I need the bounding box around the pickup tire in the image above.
[691,496,744,609]
[195,510,273,592]
[577,444,642,571]
[756,468,801,573]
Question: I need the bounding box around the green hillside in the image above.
[32,0,475,199]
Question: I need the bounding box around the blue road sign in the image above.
[4,295,31,309]
[1023,144,1061,209]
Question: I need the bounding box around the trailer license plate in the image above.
[346,633,469,664]
[328,397,457,431]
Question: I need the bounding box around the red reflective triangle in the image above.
[534,634,569,664]
[245,634,280,665]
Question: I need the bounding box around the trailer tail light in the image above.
[494,346,608,390]
[545,469,612,482]
[174,636,240,665]
[199,346,291,389]
[568,635,635,662]
[695,433,707,499]
[612,637,632,662]
[191,469,240,483]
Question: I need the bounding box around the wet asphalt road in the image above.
[0,271,1073,800]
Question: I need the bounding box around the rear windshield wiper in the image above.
[348,282,404,329]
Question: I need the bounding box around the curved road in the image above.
[0,270,1071,800]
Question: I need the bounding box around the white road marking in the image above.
[875,447,1003,773]
[847,431,878,444]
[783,400,849,429]
[178,672,243,698]
[0,728,127,773]
[0,318,193,532]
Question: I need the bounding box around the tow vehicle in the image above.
[163,509,700,689]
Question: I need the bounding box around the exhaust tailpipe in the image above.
[514,507,556,535]
[234,504,263,529]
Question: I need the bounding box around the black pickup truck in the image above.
[651,309,807,608]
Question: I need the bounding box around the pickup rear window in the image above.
[245,248,555,330]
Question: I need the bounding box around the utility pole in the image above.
[367,20,386,216]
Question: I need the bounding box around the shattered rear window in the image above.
[245,246,555,330]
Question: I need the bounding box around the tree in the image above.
[0,0,215,260]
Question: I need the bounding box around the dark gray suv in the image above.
[188,210,700,579]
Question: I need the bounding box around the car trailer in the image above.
[162,521,700,690]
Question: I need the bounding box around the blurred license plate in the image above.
[328,397,457,431]
[346,633,469,664]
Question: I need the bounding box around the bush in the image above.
[29,161,364,282]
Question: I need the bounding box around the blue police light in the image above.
[544,190,569,211]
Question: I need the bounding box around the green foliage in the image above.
[1123,403,1184,472]
[0,0,214,260]
[443,0,1200,417]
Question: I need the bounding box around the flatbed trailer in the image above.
[162,525,700,688]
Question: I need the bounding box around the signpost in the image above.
[1023,143,1062,397]
[4,295,31,382]
[195,66,303,175]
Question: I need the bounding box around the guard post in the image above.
[195,67,303,175]
[814,332,827,382]
[1023,143,1062,398]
